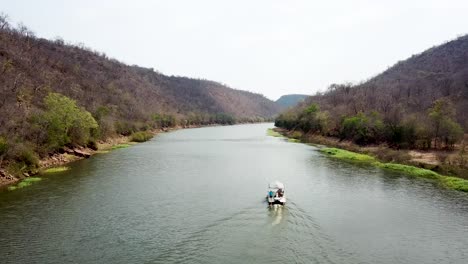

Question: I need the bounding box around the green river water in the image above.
[1,123,467,263]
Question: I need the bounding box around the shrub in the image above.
[152,113,178,128]
[96,117,116,139]
[7,143,39,171]
[290,131,303,139]
[115,121,135,136]
[130,131,153,142]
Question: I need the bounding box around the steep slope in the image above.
[276,94,309,108]
[284,34,468,130]
[0,18,283,176]
[0,20,280,137]
[276,34,468,149]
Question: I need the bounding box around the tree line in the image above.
[276,99,463,149]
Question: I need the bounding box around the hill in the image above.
[275,94,309,108]
[276,34,468,149]
[0,17,280,174]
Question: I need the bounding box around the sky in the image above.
[1,0,468,100]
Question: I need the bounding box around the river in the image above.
[0,123,467,264]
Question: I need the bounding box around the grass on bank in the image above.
[320,147,468,192]
[7,177,42,191]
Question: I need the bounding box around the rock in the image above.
[74,149,91,158]
[63,147,75,154]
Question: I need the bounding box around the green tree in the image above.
[340,112,384,145]
[42,93,98,150]
[429,99,463,149]
[304,103,319,114]
[275,111,298,130]
[298,103,322,132]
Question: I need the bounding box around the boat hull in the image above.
[267,196,286,206]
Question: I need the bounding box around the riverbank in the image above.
[0,129,163,190]
[270,128,468,192]
[0,123,264,190]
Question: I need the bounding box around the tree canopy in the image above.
[42,93,97,150]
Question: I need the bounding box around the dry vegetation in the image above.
[0,14,280,180]
[275,35,468,179]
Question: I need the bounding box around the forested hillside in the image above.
[0,16,280,174]
[276,35,468,149]
[275,94,309,108]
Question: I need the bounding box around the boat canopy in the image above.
[268,181,284,190]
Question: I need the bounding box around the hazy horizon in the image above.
[2,0,468,100]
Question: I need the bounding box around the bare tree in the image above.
[0,13,9,30]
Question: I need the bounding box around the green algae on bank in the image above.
[43,166,70,174]
[320,148,376,162]
[267,128,282,137]
[267,128,302,143]
[440,176,468,192]
[375,163,439,179]
[111,144,131,150]
[320,147,468,192]
[8,177,42,191]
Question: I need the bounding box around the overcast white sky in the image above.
[2,0,468,100]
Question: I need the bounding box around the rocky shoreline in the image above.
[0,134,134,189]
[0,124,231,189]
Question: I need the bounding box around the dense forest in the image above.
[0,16,280,174]
[276,35,468,150]
[275,94,309,109]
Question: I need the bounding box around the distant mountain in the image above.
[275,94,309,108]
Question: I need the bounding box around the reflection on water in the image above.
[0,123,468,264]
[269,205,286,226]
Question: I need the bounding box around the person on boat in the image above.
[268,190,275,198]
[277,189,284,197]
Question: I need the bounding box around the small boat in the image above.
[267,181,286,207]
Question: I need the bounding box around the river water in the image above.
[0,123,467,264]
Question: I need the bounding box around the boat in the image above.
[267,181,286,207]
